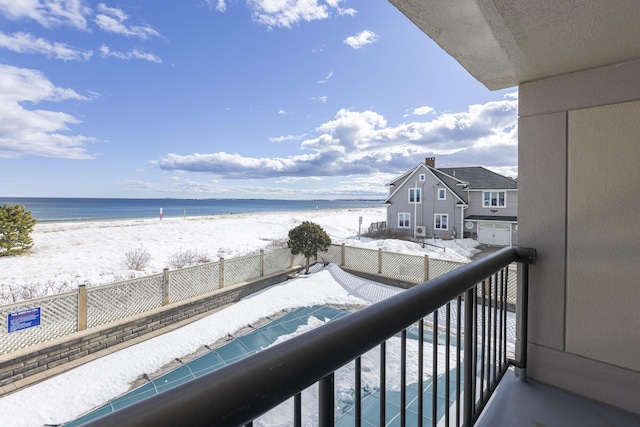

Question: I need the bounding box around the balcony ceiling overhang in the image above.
[389,0,640,90]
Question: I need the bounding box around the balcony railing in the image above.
[83,246,535,427]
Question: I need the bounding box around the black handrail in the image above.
[83,246,535,427]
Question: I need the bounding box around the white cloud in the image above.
[100,45,162,63]
[275,176,323,184]
[94,3,160,39]
[325,0,356,16]
[156,97,519,179]
[208,0,356,27]
[203,0,227,12]
[318,71,333,83]
[0,31,93,61]
[344,30,378,49]
[122,176,385,198]
[247,0,329,28]
[278,109,288,115]
[269,134,307,143]
[412,106,435,116]
[0,64,96,159]
[0,0,90,30]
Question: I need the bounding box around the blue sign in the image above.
[7,307,41,333]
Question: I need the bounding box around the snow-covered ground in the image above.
[0,208,484,426]
[0,208,480,304]
[0,265,462,427]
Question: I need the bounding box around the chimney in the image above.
[425,157,435,168]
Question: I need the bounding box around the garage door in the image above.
[477,222,511,246]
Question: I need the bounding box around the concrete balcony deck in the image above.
[475,371,640,427]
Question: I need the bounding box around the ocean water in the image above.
[0,198,383,222]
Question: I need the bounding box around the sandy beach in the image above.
[0,207,478,305]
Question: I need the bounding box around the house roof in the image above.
[384,163,468,205]
[384,163,516,204]
[436,167,517,190]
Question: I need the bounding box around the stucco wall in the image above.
[566,102,640,372]
[519,59,640,415]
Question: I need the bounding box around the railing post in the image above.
[162,268,170,306]
[517,262,529,381]
[341,243,345,267]
[424,254,429,282]
[378,248,382,274]
[220,258,225,289]
[318,373,334,427]
[464,288,474,426]
[78,285,87,331]
[260,250,265,277]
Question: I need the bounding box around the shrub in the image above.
[0,280,77,305]
[362,228,412,240]
[288,221,331,274]
[0,204,37,257]
[265,238,288,251]
[124,246,151,271]
[167,248,212,269]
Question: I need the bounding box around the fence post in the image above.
[260,250,265,277]
[341,243,345,267]
[424,255,429,282]
[162,268,170,306]
[78,285,87,331]
[378,248,382,274]
[220,258,225,289]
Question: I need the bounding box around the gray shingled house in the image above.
[383,157,518,245]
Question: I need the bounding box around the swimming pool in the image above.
[64,305,457,426]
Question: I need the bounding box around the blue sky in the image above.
[0,0,518,199]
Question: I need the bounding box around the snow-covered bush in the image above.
[167,248,211,269]
[123,246,151,271]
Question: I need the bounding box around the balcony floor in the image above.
[476,371,640,427]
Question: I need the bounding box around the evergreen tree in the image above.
[287,221,331,274]
[0,204,38,256]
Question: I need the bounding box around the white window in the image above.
[419,174,426,181]
[409,188,422,203]
[398,213,411,228]
[483,191,506,208]
[434,214,448,230]
[438,188,446,200]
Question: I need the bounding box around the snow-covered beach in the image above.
[0,207,479,304]
[0,208,483,426]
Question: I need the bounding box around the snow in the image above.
[0,208,480,304]
[0,268,372,427]
[0,208,483,426]
[0,264,462,427]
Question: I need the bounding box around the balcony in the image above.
[81,246,640,426]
